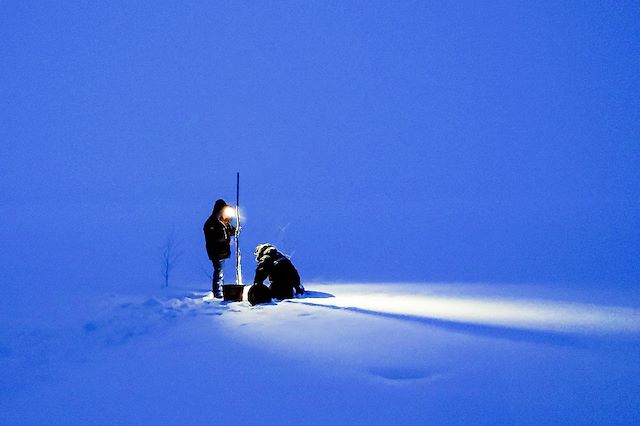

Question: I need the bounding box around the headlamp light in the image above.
[221,205,235,220]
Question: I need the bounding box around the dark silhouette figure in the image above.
[203,199,236,298]
[253,243,304,300]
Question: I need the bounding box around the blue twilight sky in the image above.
[1,1,639,294]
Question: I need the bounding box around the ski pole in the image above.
[235,172,243,285]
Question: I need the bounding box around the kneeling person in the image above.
[253,243,304,300]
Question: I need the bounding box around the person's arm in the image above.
[222,222,237,238]
[204,221,224,244]
[253,257,272,285]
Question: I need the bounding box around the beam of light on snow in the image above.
[290,288,640,335]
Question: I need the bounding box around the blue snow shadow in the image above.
[368,366,444,382]
[298,290,335,299]
[170,288,334,306]
[244,289,335,307]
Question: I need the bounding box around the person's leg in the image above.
[270,282,294,300]
[212,259,224,298]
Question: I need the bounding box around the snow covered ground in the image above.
[1,282,639,425]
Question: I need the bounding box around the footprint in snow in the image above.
[368,367,442,383]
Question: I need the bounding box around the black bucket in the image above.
[222,284,245,302]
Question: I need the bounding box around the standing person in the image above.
[253,243,304,300]
[203,199,236,298]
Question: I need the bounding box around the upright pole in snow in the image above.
[235,172,243,285]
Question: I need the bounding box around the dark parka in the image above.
[254,248,302,299]
[203,199,235,261]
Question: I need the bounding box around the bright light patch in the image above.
[221,206,235,220]
[287,286,640,335]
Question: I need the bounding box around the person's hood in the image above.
[212,199,228,216]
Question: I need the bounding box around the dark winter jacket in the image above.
[254,249,302,299]
[203,200,236,261]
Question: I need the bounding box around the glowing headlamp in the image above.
[221,205,236,220]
